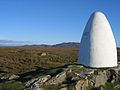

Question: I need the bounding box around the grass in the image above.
[0,47,119,90]
[0,81,25,90]
[42,83,68,90]
[71,65,86,73]
[0,47,78,74]
[42,84,61,90]
[0,47,119,75]
[100,82,114,90]
[45,68,63,76]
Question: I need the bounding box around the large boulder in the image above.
[106,69,117,83]
[68,79,89,90]
[67,79,88,90]
[45,71,66,85]
[9,74,19,80]
[25,75,51,90]
[75,79,89,90]
[94,71,108,87]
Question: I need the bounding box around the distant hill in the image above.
[22,44,52,48]
[52,42,80,48]
[22,42,80,48]
[0,40,80,48]
[0,40,119,49]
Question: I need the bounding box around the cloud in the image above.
[0,40,33,46]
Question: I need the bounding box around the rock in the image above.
[64,67,72,73]
[35,75,51,85]
[71,76,80,81]
[0,76,8,80]
[9,74,19,80]
[68,84,75,90]
[25,78,38,87]
[40,53,46,56]
[78,71,89,79]
[22,64,120,90]
[94,71,108,87]
[114,84,120,90]
[25,75,51,90]
[46,71,66,85]
[0,73,19,81]
[58,84,68,90]
[87,69,94,74]
[59,87,68,90]
[25,87,43,90]
[107,69,117,83]
[75,79,89,90]
[0,73,9,80]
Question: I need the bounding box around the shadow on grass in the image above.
[17,65,65,82]
[17,64,84,82]
[18,63,104,82]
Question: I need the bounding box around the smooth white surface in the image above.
[78,12,117,67]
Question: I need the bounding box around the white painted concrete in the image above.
[78,12,117,68]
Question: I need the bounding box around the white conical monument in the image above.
[78,11,117,68]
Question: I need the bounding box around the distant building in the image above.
[78,12,117,68]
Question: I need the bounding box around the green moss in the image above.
[0,81,25,90]
[100,82,114,90]
[42,83,68,90]
[86,85,100,90]
[45,68,63,76]
[42,84,60,90]
[71,66,85,73]
[0,73,13,78]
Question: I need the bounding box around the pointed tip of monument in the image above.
[93,11,104,14]
[91,11,105,17]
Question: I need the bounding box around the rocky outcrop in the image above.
[0,73,19,81]
[114,84,120,90]
[23,64,120,90]
[75,79,89,90]
[59,87,68,90]
[94,71,108,87]
[67,79,89,90]
[25,75,51,90]
[25,71,66,90]
[45,71,66,85]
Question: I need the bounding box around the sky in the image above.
[0,0,120,46]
